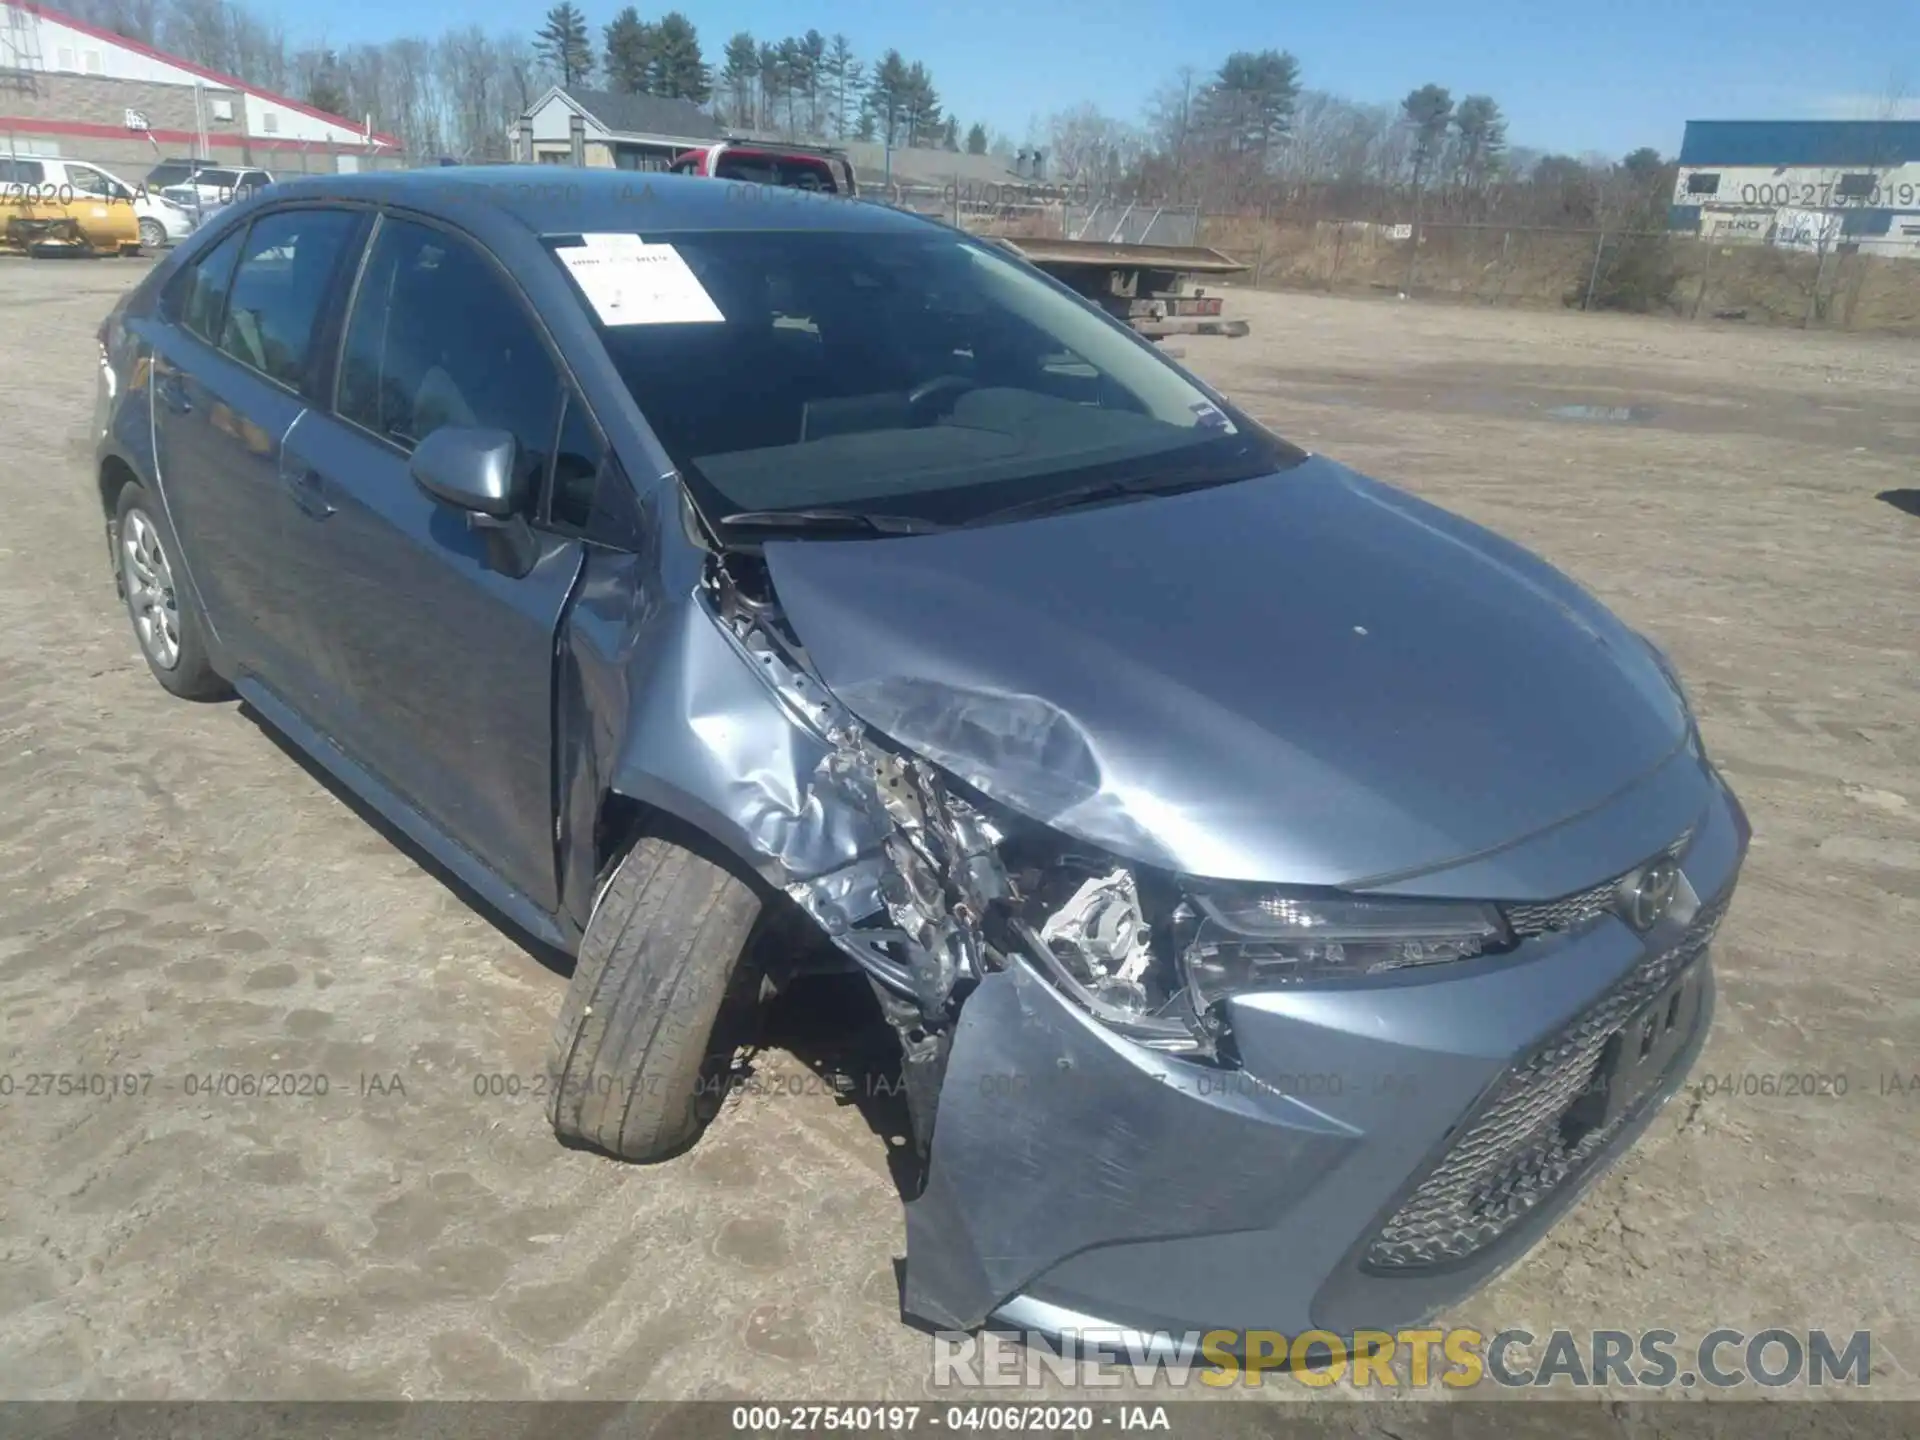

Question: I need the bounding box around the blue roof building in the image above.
[1669,119,1920,253]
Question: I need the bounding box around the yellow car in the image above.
[1,168,141,257]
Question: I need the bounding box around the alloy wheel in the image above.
[121,510,181,670]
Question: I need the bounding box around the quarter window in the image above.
[1685,172,1720,195]
[546,388,642,546]
[337,217,561,509]
[217,208,360,389]
[170,226,247,344]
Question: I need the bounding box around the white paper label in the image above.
[559,235,725,326]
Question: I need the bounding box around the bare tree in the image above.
[1046,104,1141,191]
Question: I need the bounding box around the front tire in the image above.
[137,218,166,251]
[114,483,228,701]
[548,832,765,1162]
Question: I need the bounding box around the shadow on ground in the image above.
[1877,489,1920,518]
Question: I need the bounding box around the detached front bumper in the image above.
[903,767,1749,1340]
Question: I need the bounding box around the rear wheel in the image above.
[114,483,228,701]
[547,832,765,1162]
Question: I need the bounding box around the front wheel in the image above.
[547,832,765,1162]
[114,483,228,700]
[137,218,166,251]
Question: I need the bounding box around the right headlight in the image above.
[1179,886,1507,1008]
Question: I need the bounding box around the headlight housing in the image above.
[1178,886,1507,1009]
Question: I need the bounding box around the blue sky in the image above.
[280,0,1918,158]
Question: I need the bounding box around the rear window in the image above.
[713,152,776,185]
[712,151,842,192]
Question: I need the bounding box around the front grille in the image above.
[1364,892,1727,1272]
[1503,880,1618,938]
[1503,831,1693,939]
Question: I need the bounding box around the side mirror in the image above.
[409,426,522,518]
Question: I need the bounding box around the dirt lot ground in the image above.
[0,260,1915,1406]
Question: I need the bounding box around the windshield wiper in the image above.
[966,469,1254,528]
[719,507,949,537]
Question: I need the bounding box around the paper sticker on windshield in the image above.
[1191,400,1235,432]
[559,235,725,326]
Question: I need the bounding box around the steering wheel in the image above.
[906,373,977,423]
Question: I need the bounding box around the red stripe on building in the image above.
[0,116,389,154]
[24,3,402,146]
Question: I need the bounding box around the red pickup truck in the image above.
[668,140,858,195]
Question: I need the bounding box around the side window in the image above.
[66,166,111,197]
[337,217,561,507]
[217,209,360,389]
[1,159,46,186]
[168,226,247,344]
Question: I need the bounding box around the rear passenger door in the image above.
[280,214,606,912]
[147,206,366,699]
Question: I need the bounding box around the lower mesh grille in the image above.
[1364,893,1727,1272]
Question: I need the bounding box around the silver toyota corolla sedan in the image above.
[92,168,1748,1343]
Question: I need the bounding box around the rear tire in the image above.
[114,483,229,701]
[548,832,765,1162]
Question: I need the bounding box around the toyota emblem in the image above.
[1618,860,1680,932]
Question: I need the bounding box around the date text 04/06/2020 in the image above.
[728,1407,1170,1432]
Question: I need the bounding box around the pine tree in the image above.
[535,3,595,87]
[650,12,708,102]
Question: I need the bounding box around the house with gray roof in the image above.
[510,86,721,170]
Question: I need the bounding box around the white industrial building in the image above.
[0,0,399,175]
[1670,120,1920,257]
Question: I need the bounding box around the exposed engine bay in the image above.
[703,548,1224,1151]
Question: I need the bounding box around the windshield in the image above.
[546,228,1300,529]
[146,162,197,188]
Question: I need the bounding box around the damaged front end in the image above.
[701,546,1226,1117]
[684,498,1746,1342]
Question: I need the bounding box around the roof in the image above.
[262,166,947,237]
[1678,120,1920,168]
[35,4,401,147]
[552,87,721,143]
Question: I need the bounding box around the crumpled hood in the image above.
[763,457,1696,898]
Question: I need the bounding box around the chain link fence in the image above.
[1063,201,1200,247]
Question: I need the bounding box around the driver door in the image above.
[276,214,594,911]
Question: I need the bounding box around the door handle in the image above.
[281,464,335,519]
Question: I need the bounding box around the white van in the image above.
[2,153,199,249]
